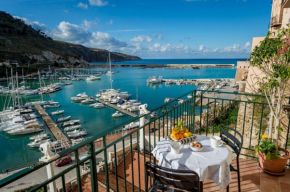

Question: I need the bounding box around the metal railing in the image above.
[1,90,290,191]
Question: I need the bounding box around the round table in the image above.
[152,135,233,190]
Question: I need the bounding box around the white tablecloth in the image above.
[152,135,232,190]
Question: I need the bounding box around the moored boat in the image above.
[44,104,61,109]
[112,111,124,117]
[29,133,50,140]
[62,120,80,127]
[51,110,64,116]
[56,116,71,123]
[64,125,81,132]
[67,129,87,138]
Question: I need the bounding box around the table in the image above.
[152,135,233,190]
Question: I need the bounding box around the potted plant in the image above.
[250,25,290,174]
[255,135,290,174]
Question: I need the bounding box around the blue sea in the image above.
[0,58,245,172]
[92,58,247,65]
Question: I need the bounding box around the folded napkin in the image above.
[176,135,197,145]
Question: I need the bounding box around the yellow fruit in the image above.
[172,127,179,134]
[174,134,180,140]
[171,133,175,138]
[187,132,192,137]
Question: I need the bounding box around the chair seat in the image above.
[151,181,200,192]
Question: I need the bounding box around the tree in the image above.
[250,25,290,142]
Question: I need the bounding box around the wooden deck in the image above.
[96,99,138,118]
[34,105,70,143]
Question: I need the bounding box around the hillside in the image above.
[0,11,141,68]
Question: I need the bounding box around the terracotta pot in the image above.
[258,147,290,173]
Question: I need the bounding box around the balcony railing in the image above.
[1,90,290,191]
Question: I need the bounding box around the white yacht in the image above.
[71,137,86,145]
[71,92,89,102]
[29,133,50,140]
[81,98,96,104]
[64,125,82,132]
[93,103,106,109]
[86,75,101,81]
[62,120,80,127]
[147,76,162,84]
[7,126,43,135]
[67,129,87,138]
[44,104,61,109]
[51,110,64,116]
[28,139,51,148]
[112,111,124,117]
[56,116,71,123]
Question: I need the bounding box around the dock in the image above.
[96,99,138,118]
[34,105,71,143]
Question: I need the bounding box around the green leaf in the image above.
[266,152,272,160]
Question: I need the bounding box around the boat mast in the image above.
[109,52,111,73]
[38,70,43,101]
[11,68,15,107]
[16,72,21,106]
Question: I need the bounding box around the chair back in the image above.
[220,126,243,156]
[145,162,201,191]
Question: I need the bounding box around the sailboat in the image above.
[106,52,115,75]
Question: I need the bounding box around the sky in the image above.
[0,0,272,59]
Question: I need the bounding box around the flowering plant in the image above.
[255,135,280,160]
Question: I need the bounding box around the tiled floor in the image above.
[78,157,290,192]
[203,158,290,192]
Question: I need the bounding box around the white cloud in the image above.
[89,0,108,6]
[131,35,152,43]
[106,19,113,25]
[52,21,126,50]
[77,2,88,9]
[82,19,98,28]
[153,34,163,40]
[87,32,127,49]
[52,21,91,44]
[199,45,204,51]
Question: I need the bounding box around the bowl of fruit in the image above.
[190,141,203,152]
[170,121,195,144]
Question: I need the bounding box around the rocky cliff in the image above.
[0,11,141,68]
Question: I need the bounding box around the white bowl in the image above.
[190,146,203,152]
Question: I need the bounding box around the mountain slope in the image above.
[0,11,141,67]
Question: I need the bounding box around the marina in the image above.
[34,105,70,144]
[0,63,238,172]
[96,99,138,117]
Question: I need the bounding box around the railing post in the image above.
[88,142,98,192]
[46,162,57,192]
[192,90,196,133]
[139,104,150,151]
[139,116,145,151]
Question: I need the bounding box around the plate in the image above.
[190,146,203,152]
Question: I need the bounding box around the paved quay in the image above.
[34,105,70,144]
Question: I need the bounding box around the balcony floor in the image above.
[79,157,290,192]
[204,159,290,192]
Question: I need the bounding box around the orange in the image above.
[179,130,184,135]
[185,129,189,133]
[179,133,184,139]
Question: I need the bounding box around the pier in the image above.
[34,105,71,143]
[96,99,138,118]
